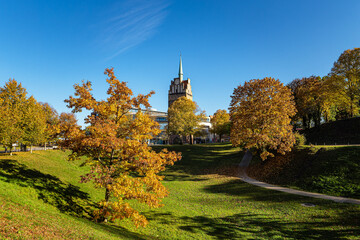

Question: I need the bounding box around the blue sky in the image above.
[1,0,360,125]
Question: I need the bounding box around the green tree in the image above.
[167,96,205,144]
[230,77,296,160]
[210,109,230,142]
[63,68,181,226]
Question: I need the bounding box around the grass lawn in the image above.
[247,145,360,199]
[0,144,359,239]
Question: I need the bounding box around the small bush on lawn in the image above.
[294,132,306,146]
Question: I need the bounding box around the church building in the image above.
[168,55,193,107]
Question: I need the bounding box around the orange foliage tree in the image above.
[64,68,181,226]
[229,77,296,160]
[40,102,60,149]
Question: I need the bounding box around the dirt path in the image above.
[239,150,360,205]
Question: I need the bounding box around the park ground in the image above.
[0,143,359,239]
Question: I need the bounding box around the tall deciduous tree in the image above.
[57,112,81,149]
[230,77,296,160]
[210,109,230,141]
[40,103,60,149]
[288,76,325,128]
[330,48,360,117]
[23,96,47,153]
[64,68,181,226]
[0,79,28,154]
[167,96,205,144]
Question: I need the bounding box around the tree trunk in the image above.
[103,187,111,223]
[30,145,33,153]
[302,116,307,129]
[44,142,47,151]
[105,187,111,202]
[219,134,222,142]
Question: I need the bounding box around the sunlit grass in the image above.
[248,145,360,198]
[0,144,359,239]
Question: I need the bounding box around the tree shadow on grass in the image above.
[162,173,208,182]
[0,159,96,219]
[155,143,245,179]
[145,211,360,239]
[75,218,151,240]
[204,179,312,203]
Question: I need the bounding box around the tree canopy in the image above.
[63,68,181,226]
[329,48,360,117]
[167,96,205,144]
[230,77,296,160]
[23,96,47,153]
[210,109,230,141]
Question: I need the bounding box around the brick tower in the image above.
[168,55,193,107]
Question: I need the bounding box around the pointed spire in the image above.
[179,54,183,81]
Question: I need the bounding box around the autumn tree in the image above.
[167,96,205,144]
[317,75,352,122]
[210,109,231,142]
[230,77,296,160]
[40,103,60,149]
[287,76,326,128]
[57,112,82,149]
[330,48,360,117]
[63,68,181,226]
[0,79,28,154]
[23,96,47,153]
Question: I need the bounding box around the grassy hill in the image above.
[0,145,359,239]
[302,117,360,145]
[247,146,360,198]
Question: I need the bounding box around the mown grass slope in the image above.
[0,144,359,239]
[247,146,360,198]
[302,117,360,145]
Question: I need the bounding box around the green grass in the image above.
[0,144,359,239]
[302,116,360,145]
[247,145,360,198]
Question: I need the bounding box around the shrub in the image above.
[294,132,306,146]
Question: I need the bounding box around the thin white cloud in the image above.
[100,0,168,59]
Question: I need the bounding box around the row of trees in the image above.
[288,48,360,129]
[228,48,360,160]
[0,79,54,154]
[0,79,81,154]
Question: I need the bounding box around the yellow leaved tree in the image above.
[329,48,360,118]
[229,77,296,160]
[0,79,28,154]
[210,109,231,142]
[63,68,181,226]
[167,96,205,144]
